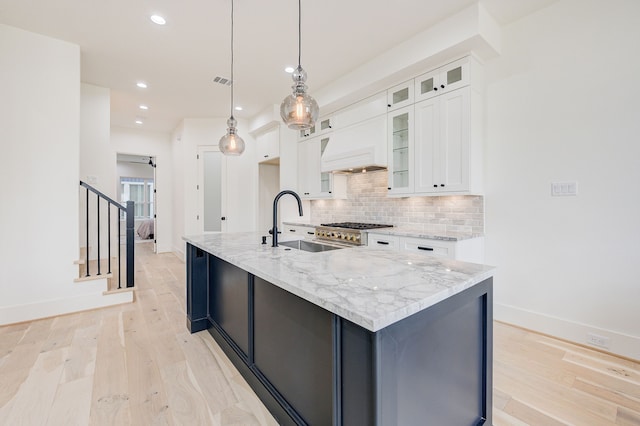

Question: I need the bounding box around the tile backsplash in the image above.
[310,170,484,235]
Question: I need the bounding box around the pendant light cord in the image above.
[297,0,301,67]
[230,0,235,119]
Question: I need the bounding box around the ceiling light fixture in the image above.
[150,15,166,25]
[234,106,243,111]
[136,82,147,89]
[280,0,319,130]
[218,0,245,156]
[135,119,143,125]
[284,66,295,73]
[139,105,149,110]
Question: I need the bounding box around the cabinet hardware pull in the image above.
[440,184,445,187]
[433,184,438,188]
[418,246,434,251]
[377,241,390,245]
[264,155,269,158]
[387,187,392,190]
[434,87,438,91]
[307,231,314,235]
[289,229,295,232]
[441,84,445,89]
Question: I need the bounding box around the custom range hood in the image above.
[320,92,388,173]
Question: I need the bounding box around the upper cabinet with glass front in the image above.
[387,105,414,195]
[415,57,472,102]
[387,80,414,112]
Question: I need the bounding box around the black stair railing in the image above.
[79,180,134,289]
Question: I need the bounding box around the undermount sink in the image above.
[279,239,345,253]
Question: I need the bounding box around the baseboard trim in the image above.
[0,290,133,326]
[495,303,639,361]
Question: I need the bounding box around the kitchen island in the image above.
[184,232,495,426]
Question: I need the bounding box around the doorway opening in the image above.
[116,153,157,253]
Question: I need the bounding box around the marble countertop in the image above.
[183,232,494,332]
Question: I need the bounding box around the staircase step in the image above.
[103,287,135,297]
[74,273,113,283]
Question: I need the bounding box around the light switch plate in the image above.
[551,181,577,196]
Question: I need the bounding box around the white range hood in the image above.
[320,93,388,173]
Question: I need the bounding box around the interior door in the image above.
[198,146,227,233]
[152,156,157,253]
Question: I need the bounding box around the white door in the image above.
[198,146,227,233]
[152,157,157,252]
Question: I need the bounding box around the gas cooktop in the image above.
[319,222,394,230]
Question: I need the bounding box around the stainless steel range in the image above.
[315,222,393,246]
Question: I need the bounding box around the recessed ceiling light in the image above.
[284,66,295,73]
[234,106,243,111]
[150,15,166,25]
[139,105,149,110]
[135,120,143,125]
[136,82,147,89]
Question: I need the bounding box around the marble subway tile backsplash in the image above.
[310,170,484,235]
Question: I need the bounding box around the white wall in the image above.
[117,161,154,180]
[171,118,257,257]
[80,84,113,260]
[111,127,173,253]
[484,0,640,358]
[0,24,81,323]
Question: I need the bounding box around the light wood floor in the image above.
[1,242,638,425]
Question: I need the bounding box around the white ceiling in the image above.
[0,0,556,133]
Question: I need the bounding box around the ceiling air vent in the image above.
[213,76,232,86]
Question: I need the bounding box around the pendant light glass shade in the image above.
[219,0,245,156]
[280,0,318,130]
[280,65,319,130]
[219,116,245,155]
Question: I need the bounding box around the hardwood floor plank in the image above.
[47,376,93,425]
[159,360,216,425]
[502,397,569,426]
[89,312,131,425]
[574,377,640,414]
[121,307,172,425]
[0,347,67,425]
[616,406,640,425]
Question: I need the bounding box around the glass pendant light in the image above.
[219,0,245,156]
[280,0,319,130]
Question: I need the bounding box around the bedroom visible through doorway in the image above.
[116,153,157,253]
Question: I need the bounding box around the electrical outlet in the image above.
[586,333,610,348]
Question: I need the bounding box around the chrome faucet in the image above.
[272,190,303,247]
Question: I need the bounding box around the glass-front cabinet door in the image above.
[387,105,414,195]
[387,80,414,112]
[415,57,470,102]
[319,136,332,195]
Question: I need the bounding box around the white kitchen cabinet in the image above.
[256,125,280,163]
[387,80,414,112]
[283,224,316,239]
[414,57,471,102]
[414,87,472,194]
[297,135,347,200]
[368,233,484,263]
[367,233,400,250]
[387,105,414,195]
